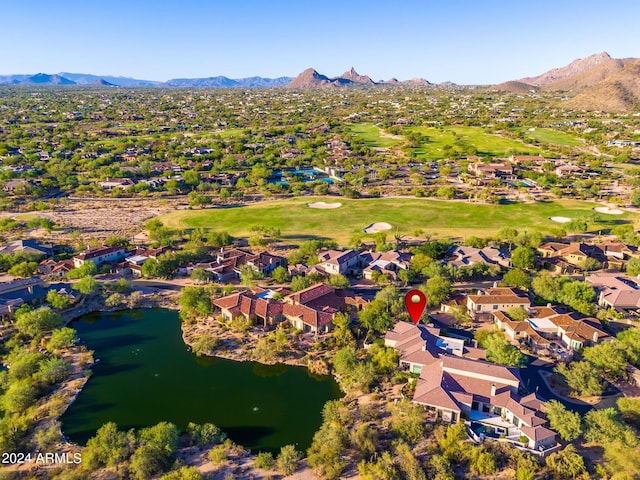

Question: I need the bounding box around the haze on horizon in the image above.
[3,0,639,85]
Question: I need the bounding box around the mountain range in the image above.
[1,53,639,110]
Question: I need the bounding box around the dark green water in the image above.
[60,308,341,452]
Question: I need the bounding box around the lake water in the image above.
[60,308,341,452]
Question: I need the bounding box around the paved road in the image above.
[131,280,184,292]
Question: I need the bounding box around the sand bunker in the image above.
[594,207,623,215]
[307,202,342,209]
[364,222,392,234]
[550,216,571,223]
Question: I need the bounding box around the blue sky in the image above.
[2,0,639,84]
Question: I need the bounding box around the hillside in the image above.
[490,81,539,94]
[339,67,375,85]
[19,73,76,85]
[562,58,640,111]
[288,68,354,88]
[516,52,640,111]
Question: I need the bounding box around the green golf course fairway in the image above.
[158,197,636,244]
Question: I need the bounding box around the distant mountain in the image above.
[164,76,292,88]
[19,73,76,85]
[519,52,623,89]
[513,52,640,111]
[92,79,116,86]
[59,72,161,86]
[563,59,640,112]
[339,67,375,85]
[490,81,539,94]
[288,68,354,88]
[401,78,432,87]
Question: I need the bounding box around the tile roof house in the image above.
[213,287,286,328]
[361,250,411,280]
[586,273,640,310]
[493,305,610,352]
[73,246,127,268]
[0,239,52,257]
[317,250,361,276]
[213,283,366,334]
[467,287,530,320]
[445,245,510,268]
[385,322,557,451]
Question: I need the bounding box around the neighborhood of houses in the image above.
[2,230,640,456]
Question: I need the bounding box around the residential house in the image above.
[98,178,135,190]
[361,250,411,280]
[385,322,557,451]
[493,305,610,352]
[0,239,52,257]
[317,250,361,276]
[586,273,640,310]
[245,251,287,276]
[213,282,366,334]
[466,287,531,321]
[73,246,127,268]
[445,245,510,268]
[213,288,286,327]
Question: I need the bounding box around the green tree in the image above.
[503,268,532,289]
[582,341,628,381]
[276,444,302,475]
[105,292,124,307]
[627,257,640,276]
[74,275,98,295]
[532,271,559,302]
[0,380,40,413]
[179,286,212,321]
[556,361,604,396]
[254,451,274,469]
[15,306,65,337]
[358,451,398,480]
[66,261,97,279]
[469,448,497,475]
[190,267,214,284]
[545,445,586,479]
[584,408,638,447]
[185,422,226,447]
[477,331,524,366]
[159,466,203,480]
[395,441,426,480]
[511,246,536,269]
[8,261,38,277]
[421,275,451,308]
[327,274,350,289]
[389,399,425,443]
[545,400,582,441]
[271,265,289,283]
[47,327,78,351]
[83,422,132,470]
[46,289,72,309]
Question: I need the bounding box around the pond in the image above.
[60,308,342,453]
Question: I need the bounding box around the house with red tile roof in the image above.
[213,283,367,334]
[317,250,361,276]
[385,322,557,452]
[466,287,530,321]
[73,246,127,268]
[493,305,610,352]
[586,272,640,310]
[213,287,285,327]
[361,250,411,280]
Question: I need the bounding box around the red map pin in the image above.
[405,289,427,325]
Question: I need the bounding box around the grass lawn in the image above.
[158,197,635,245]
[404,126,540,160]
[518,128,583,147]
[347,123,401,148]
